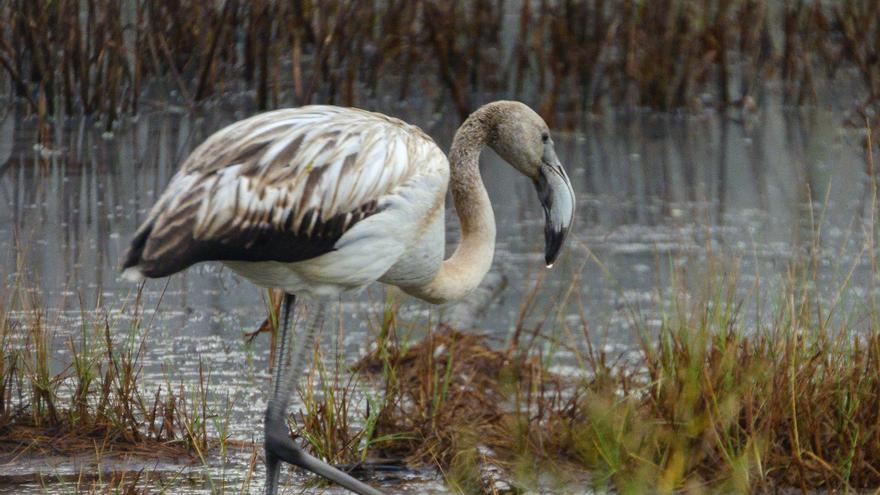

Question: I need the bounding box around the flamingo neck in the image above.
[406,111,496,304]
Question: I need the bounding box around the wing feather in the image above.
[122,106,444,278]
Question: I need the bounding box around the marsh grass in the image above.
[0,268,264,492]
[3,122,880,495]
[1,1,879,144]
[293,340,400,468]
[284,148,880,493]
[3,205,880,494]
[39,466,172,495]
[0,273,220,466]
[287,252,875,493]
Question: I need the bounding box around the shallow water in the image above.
[0,99,871,493]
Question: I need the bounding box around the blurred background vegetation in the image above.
[0,0,878,140]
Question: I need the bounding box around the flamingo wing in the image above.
[122,106,439,278]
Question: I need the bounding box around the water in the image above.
[0,100,871,493]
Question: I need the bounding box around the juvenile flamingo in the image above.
[121,101,575,494]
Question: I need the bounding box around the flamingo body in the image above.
[123,106,449,298]
[121,101,575,495]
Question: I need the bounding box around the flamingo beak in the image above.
[533,146,575,267]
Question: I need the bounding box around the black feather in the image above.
[124,202,381,278]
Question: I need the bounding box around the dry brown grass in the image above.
[357,326,543,465]
[1,0,878,142]
[305,261,880,494]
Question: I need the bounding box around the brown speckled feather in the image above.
[122,106,436,278]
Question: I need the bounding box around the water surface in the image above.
[0,100,870,493]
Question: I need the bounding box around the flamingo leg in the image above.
[264,294,383,495]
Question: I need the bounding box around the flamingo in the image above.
[120,101,575,495]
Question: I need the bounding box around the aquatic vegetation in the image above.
[285,255,878,493]
[5,214,880,493]
[0,275,217,464]
[1,0,879,142]
[287,144,880,493]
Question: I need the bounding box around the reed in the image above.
[1,0,878,142]
[832,0,880,148]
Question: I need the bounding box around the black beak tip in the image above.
[544,227,568,267]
